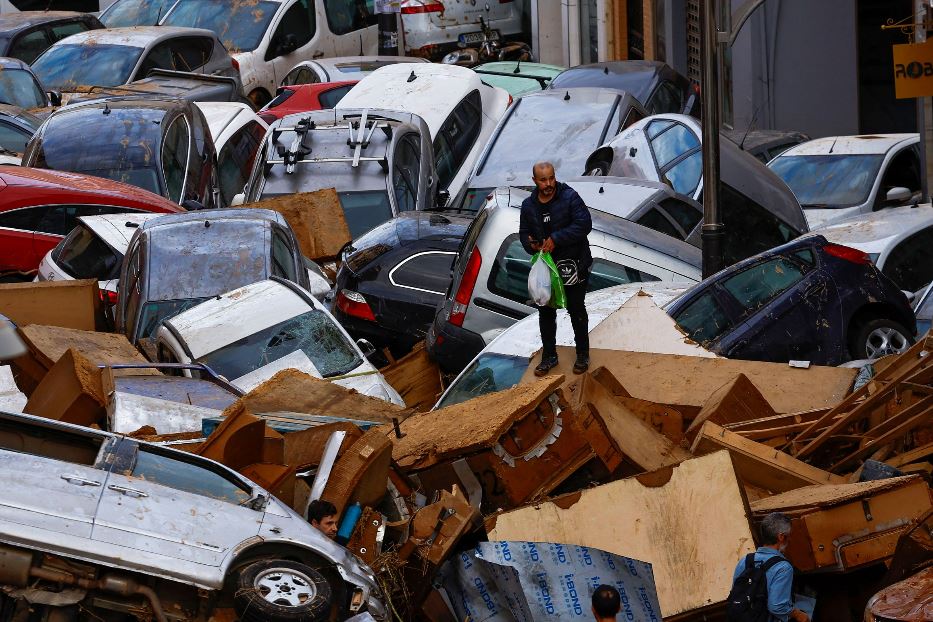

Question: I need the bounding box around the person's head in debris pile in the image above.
[591,584,621,621]
[307,500,338,539]
[760,511,792,552]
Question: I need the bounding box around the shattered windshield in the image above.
[436,353,529,408]
[28,106,164,195]
[197,309,363,380]
[162,0,278,52]
[768,154,884,208]
[32,44,144,91]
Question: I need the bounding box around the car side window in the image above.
[673,291,732,344]
[130,446,253,505]
[161,116,190,203]
[0,206,42,231]
[282,66,316,86]
[721,256,807,314]
[882,227,933,293]
[169,37,214,72]
[391,251,456,294]
[876,145,921,209]
[648,82,683,115]
[434,90,482,190]
[123,243,142,333]
[636,208,683,240]
[269,0,315,60]
[587,257,661,291]
[324,0,375,35]
[271,226,298,281]
[392,133,421,213]
[34,205,133,237]
[650,121,699,168]
[0,122,32,154]
[9,29,51,64]
[218,120,266,205]
[647,120,702,196]
[0,418,104,466]
[317,83,353,108]
[48,20,91,42]
[658,197,702,234]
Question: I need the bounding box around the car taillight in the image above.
[448,247,481,327]
[231,58,239,72]
[401,1,444,13]
[99,289,118,305]
[336,289,376,321]
[823,244,872,265]
[507,94,513,107]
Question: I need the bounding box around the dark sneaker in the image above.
[534,355,559,377]
[572,354,589,374]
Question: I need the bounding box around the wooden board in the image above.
[523,347,855,415]
[19,324,153,370]
[686,373,776,441]
[691,421,845,493]
[0,280,102,331]
[242,189,350,260]
[750,475,925,512]
[486,451,756,618]
[380,342,443,412]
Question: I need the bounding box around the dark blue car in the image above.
[667,235,917,365]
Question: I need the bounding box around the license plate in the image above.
[459,29,500,45]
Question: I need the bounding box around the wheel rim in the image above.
[865,326,909,359]
[254,567,316,608]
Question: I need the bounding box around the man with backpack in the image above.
[728,512,809,622]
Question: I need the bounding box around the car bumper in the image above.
[426,309,487,374]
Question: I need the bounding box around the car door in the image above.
[879,226,933,294]
[383,250,458,335]
[267,0,319,92]
[92,441,263,566]
[0,419,110,540]
[0,206,42,274]
[644,118,703,199]
[0,120,33,154]
[321,0,377,55]
[874,143,921,210]
[715,249,834,363]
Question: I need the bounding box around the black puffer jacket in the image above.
[518,182,593,277]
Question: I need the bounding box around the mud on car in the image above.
[0,409,386,621]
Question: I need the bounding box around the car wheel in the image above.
[248,88,271,108]
[234,559,333,622]
[586,160,610,176]
[850,318,913,360]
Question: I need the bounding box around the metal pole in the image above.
[377,1,399,56]
[700,0,725,277]
[917,0,933,202]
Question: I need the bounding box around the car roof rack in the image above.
[269,109,391,174]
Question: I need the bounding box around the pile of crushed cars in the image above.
[0,218,930,621]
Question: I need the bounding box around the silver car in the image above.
[241,107,437,238]
[0,409,386,621]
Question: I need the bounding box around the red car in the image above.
[258,81,358,123]
[0,166,184,278]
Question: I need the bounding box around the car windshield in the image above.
[52,224,123,280]
[28,106,164,195]
[197,309,363,379]
[101,0,177,27]
[477,96,616,182]
[163,0,278,52]
[0,69,46,109]
[768,154,884,208]
[32,44,144,91]
[138,298,210,339]
[436,353,529,408]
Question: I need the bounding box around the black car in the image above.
[667,235,917,365]
[0,11,103,64]
[547,60,699,117]
[24,96,220,209]
[0,103,40,155]
[334,211,471,358]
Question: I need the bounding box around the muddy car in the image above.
[0,408,386,621]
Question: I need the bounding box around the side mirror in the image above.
[47,91,62,107]
[885,187,912,204]
[182,199,206,211]
[230,193,246,206]
[0,314,26,361]
[436,189,450,207]
[356,338,376,358]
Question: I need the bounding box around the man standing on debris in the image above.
[591,585,621,621]
[519,161,592,376]
[307,500,339,540]
[728,512,809,622]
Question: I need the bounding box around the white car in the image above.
[768,134,921,228]
[337,63,510,203]
[810,205,933,298]
[161,0,381,106]
[196,102,269,206]
[156,278,404,405]
[36,213,163,304]
[400,0,523,60]
[280,54,430,86]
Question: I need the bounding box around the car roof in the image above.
[779,134,918,157]
[475,61,565,76]
[0,57,31,71]
[310,55,430,75]
[140,207,284,231]
[0,11,90,33]
[0,164,182,209]
[549,60,678,101]
[54,94,192,116]
[165,279,313,358]
[808,205,933,255]
[77,212,164,251]
[722,128,810,153]
[336,63,491,133]
[57,25,218,48]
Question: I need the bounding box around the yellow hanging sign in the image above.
[894,39,933,99]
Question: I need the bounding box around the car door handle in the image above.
[108,484,148,498]
[60,474,101,487]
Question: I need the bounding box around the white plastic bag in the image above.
[527,254,552,306]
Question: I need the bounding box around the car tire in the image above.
[586,160,610,176]
[849,318,913,360]
[233,559,333,622]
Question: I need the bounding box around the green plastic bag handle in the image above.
[531,251,567,309]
